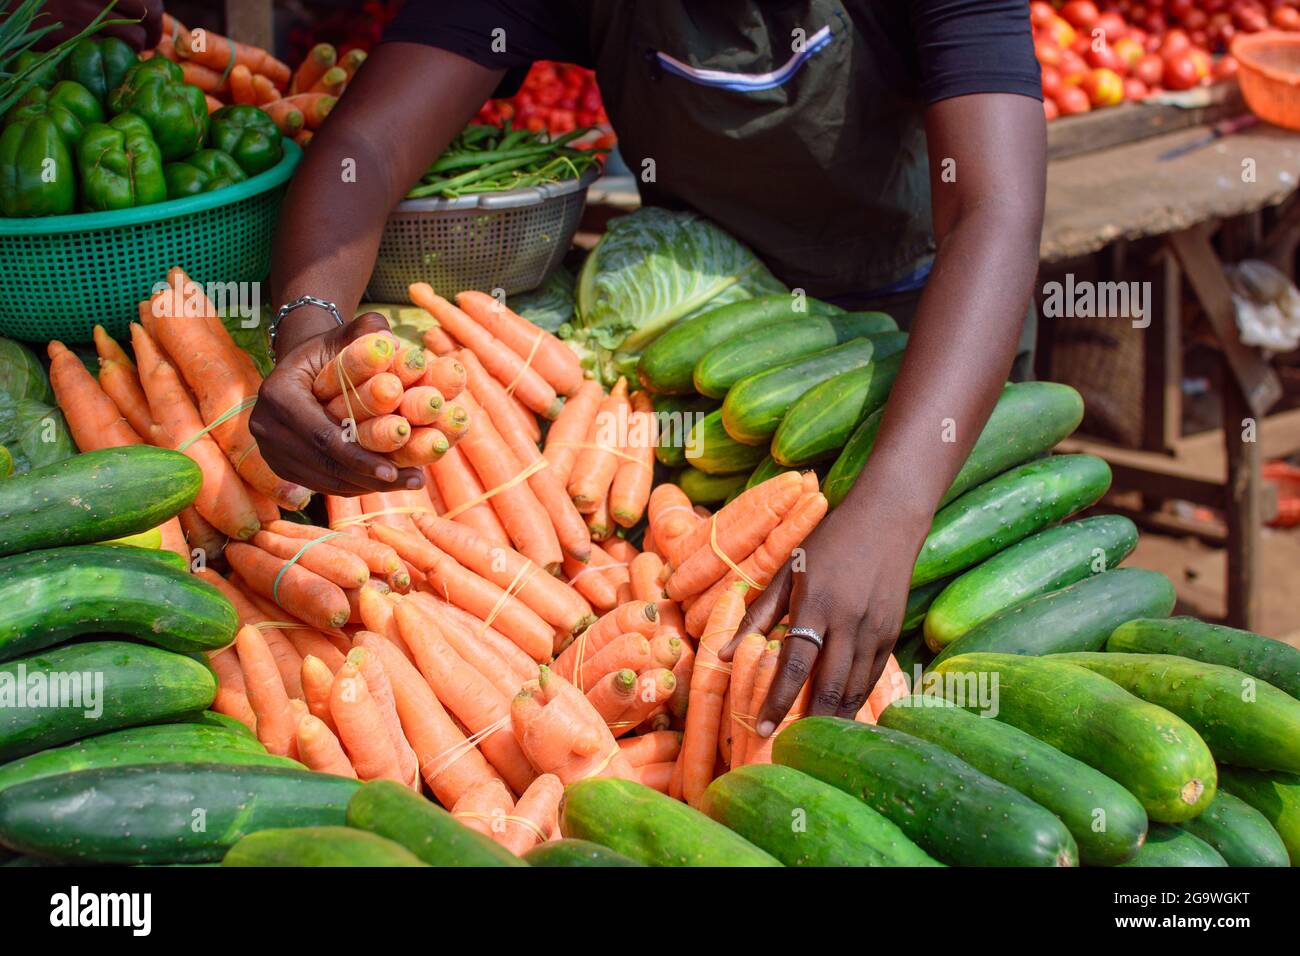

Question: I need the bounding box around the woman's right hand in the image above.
[250,312,426,496]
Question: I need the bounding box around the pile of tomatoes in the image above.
[475,61,612,139]
[1035,0,1299,119]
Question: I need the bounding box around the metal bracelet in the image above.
[271,295,344,348]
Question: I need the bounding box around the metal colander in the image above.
[366,167,599,302]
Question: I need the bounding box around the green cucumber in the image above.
[46,720,262,752]
[1108,617,1300,700]
[892,633,933,677]
[1177,790,1290,867]
[825,381,1084,509]
[693,312,897,398]
[0,544,237,662]
[559,777,782,866]
[0,763,360,863]
[722,336,895,445]
[913,454,1112,587]
[188,710,256,738]
[929,653,1216,822]
[701,763,941,867]
[653,395,719,467]
[0,446,201,558]
[772,351,905,466]
[1053,652,1300,774]
[774,716,1079,866]
[1216,767,1300,865]
[677,467,749,504]
[902,577,954,633]
[637,295,841,395]
[876,697,1146,865]
[523,838,645,867]
[1118,824,1227,867]
[684,409,769,475]
[346,779,524,867]
[0,641,216,762]
[931,568,1176,666]
[746,455,792,489]
[223,827,426,867]
[924,515,1138,652]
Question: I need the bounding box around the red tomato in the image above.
[1082,67,1126,106]
[1143,12,1168,35]
[1097,11,1129,41]
[1087,43,1129,74]
[1160,28,1193,56]
[1123,76,1151,99]
[1059,48,1090,82]
[1135,52,1165,85]
[1035,37,1064,66]
[1214,54,1240,78]
[1055,84,1093,114]
[1273,5,1300,27]
[1044,97,1061,120]
[1048,15,1081,46]
[1041,63,1064,99]
[1114,36,1146,68]
[1060,0,1101,29]
[1163,51,1201,89]
[1030,1,1057,28]
[1183,8,1209,28]
[1169,0,1195,17]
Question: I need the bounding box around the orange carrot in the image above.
[329,661,404,783]
[585,668,638,725]
[370,523,553,663]
[340,48,367,79]
[296,714,356,777]
[353,631,504,806]
[208,646,256,731]
[575,634,652,691]
[97,358,153,438]
[421,353,467,400]
[249,529,369,589]
[235,625,298,758]
[181,59,226,94]
[681,582,748,806]
[511,667,636,784]
[567,378,627,512]
[47,341,142,451]
[291,42,336,95]
[177,506,224,561]
[308,65,347,95]
[178,27,291,88]
[636,761,675,793]
[397,385,445,425]
[454,393,561,572]
[629,552,666,604]
[226,541,351,630]
[399,594,518,700]
[650,631,683,670]
[422,324,459,357]
[92,324,133,368]
[544,380,602,486]
[561,543,627,612]
[665,473,805,600]
[601,536,638,565]
[584,493,612,542]
[500,772,563,854]
[430,402,468,441]
[610,668,676,738]
[357,587,404,653]
[265,520,402,578]
[324,371,404,422]
[743,637,789,765]
[355,414,410,453]
[649,484,702,567]
[280,92,336,129]
[389,427,449,466]
[553,599,657,678]
[409,284,560,418]
[748,680,811,767]
[456,290,584,396]
[159,514,189,559]
[685,491,828,636]
[618,729,683,767]
[349,645,420,788]
[312,332,395,401]
[227,63,255,102]
[195,570,304,697]
[412,512,593,636]
[727,632,766,770]
[429,446,511,548]
[610,394,656,527]
[394,599,536,794]
[260,98,304,135]
[452,779,515,840]
[867,655,909,720]
[301,654,339,731]
[252,73,279,105]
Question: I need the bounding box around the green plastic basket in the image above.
[0,141,301,344]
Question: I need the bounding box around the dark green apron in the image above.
[583,0,1036,377]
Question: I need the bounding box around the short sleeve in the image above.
[909,0,1042,104]
[383,0,591,97]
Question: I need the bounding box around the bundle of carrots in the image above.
[312,330,470,468]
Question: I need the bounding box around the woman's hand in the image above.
[41,0,163,50]
[250,312,425,496]
[720,497,928,736]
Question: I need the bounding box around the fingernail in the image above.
[405,477,422,490]
[377,465,397,482]
[757,720,775,737]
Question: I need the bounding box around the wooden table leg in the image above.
[1224,361,1261,630]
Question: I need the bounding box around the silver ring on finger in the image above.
[786,626,824,650]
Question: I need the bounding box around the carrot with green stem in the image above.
[312,332,395,401]
[610,668,676,738]
[353,631,504,806]
[456,290,584,396]
[421,353,468,401]
[47,341,142,451]
[429,446,511,548]
[665,472,805,600]
[584,494,612,542]
[586,669,638,726]
[389,427,450,466]
[235,625,298,758]
[250,528,369,589]
[512,667,637,784]
[409,283,561,418]
[296,714,356,778]
[340,48,367,79]
[226,541,351,630]
[355,414,410,453]
[430,402,469,444]
[209,646,256,731]
[291,42,336,95]
[551,600,657,680]
[500,772,563,855]
[329,661,404,783]
[412,512,593,635]
[610,392,656,527]
[575,633,653,691]
[324,371,404,422]
[681,582,748,805]
[398,385,445,425]
[260,98,304,135]
[567,377,628,512]
[349,645,420,788]
[650,631,683,670]
[279,92,337,129]
[308,65,347,95]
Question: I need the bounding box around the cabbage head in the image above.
[0,336,53,404]
[0,396,76,474]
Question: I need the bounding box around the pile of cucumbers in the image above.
[0,445,354,866]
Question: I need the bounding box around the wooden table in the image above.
[1041,119,1300,629]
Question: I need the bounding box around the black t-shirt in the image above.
[385,0,1041,297]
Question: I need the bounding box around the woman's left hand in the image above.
[720,498,927,736]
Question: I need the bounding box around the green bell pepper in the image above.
[77,112,167,211]
[0,116,75,217]
[61,36,138,106]
[163,148,247,198]
[7,81,104,148]
[208,104,283,176]
[12,51,59,91]
[107,58,207,161]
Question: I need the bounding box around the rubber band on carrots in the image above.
[176,395,257,452]
[709,516,763,591]
[566,560,627,584]
[581,744,622,780]
[330,505,436,529]
[502,328,544,397]
[424,713,511,781]
[453,811,548,843]
[476,560,538,638]
[271,531,344,604]
[546,441,651,468]
[440,456,549,520]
